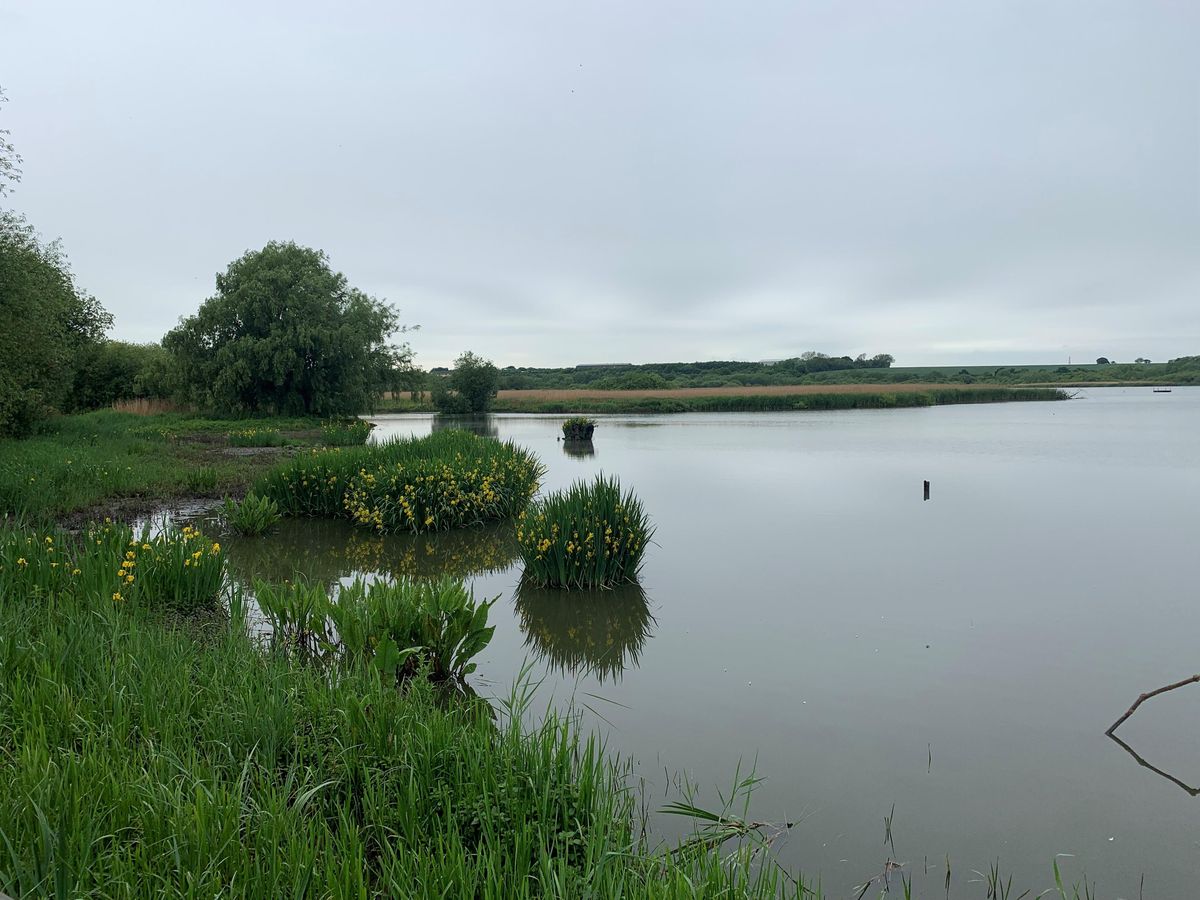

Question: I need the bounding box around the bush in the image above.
[163,241,413,416]
[517,475,653,589]
[221,493,281,536]
[433,351,498,413]
[255,430,545,533]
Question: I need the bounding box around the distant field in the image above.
[496,382,1013,401]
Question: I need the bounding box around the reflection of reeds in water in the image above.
[431,415,499,439]
[513,580,654,683]
[224,518,520,587]
[561,439,595,459]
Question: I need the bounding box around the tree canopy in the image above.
[433,351,499,413]
[163,242,412,416]
[0,213,111,435]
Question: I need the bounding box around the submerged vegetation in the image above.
[518,475,653,589]
[256,430,545,534]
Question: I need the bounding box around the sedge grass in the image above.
[518,475,653,589]
[227,427,286,447]
[221,493,282,536]
[320,418,373,446]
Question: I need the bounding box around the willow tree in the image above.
[164,242,413,416]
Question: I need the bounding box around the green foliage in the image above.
[433,351,499,413]
[221,494,281,536]
[518,475,654,589]
[254,576,496,683]
[256,431,544,534]
[227,427,285,447]
[320,418,373,446]
[163,241,412,416]
[0,521,224,612]
[183,466,218,493]
[0,86,20,196]
[0,212,112,436]
[0,569,814,898]
[67,341,174,411]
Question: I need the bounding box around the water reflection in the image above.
[1107,731,1200,796]
[431,414,499,439]
[561,439,596,459]
[224,518,521,587]
[513,581,654,683]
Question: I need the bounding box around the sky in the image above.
[1,0,1196,369]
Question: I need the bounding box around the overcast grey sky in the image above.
[1,0,1196,368]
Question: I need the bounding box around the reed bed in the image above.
[518,475,653,589]
[256,430,545,534]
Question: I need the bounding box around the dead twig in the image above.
[1106,674,1200,736]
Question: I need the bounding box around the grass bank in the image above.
[0,410,343,524]
[0,522,810,898]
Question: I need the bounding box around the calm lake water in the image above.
[226,387,1199,897]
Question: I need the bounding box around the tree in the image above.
[1096,357,1110,365]
[433,351,498,413]
[0,87,21,197]
[163,242,412,416]
[68,341,174,411]
[1135,357,1151,364]
[0,212,111,435]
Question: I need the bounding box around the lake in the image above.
[226,387,1199,897]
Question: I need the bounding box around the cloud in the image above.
[1,0,1196,367]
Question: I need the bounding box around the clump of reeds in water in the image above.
[221,493,281,536]
[517,475,653,589]
[255,430,545,534]
[254,576,495,684]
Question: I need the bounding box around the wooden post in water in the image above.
[923,480,930,501]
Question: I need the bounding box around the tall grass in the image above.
[0,538,816,898]
[256,430,545,533]
[518,475,654,589]
[321,418,373,446]
[221,493,282,536]
[1,521,225,612]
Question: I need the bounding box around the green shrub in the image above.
[518,475,653,589]
[228,427,285,447]
[321,418,373,446]
[221,493,281,536]
[256,431,544,533]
